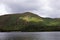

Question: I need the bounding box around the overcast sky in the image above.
[0,0,60,18]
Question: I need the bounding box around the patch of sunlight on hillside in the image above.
[19,16,43,22]
[47,22,59,26]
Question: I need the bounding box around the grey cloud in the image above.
[0,0,60,18]
[4,0,39,13]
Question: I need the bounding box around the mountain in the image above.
[0,12,60,32]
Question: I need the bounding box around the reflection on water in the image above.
[0,32,60,40]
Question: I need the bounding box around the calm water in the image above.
[0,32,60,40]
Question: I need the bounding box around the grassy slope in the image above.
[0,12,60,32]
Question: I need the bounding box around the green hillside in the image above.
[0,12,60,32]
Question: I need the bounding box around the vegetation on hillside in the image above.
[0,12,60,32]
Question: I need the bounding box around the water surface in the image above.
[0,32,60,40]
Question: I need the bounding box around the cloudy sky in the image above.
[0,0,59,18]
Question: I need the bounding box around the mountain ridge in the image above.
[0,12,60,32]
